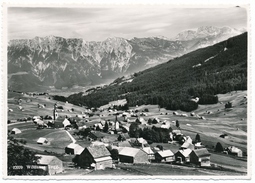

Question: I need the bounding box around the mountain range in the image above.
[8,26,245,91]
[66,32,247,111]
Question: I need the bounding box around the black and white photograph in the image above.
[2,0,252,179]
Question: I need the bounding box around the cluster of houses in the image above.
[62,135,212,171]
[8,98,245,175]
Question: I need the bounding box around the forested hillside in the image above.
[64,33,247,112]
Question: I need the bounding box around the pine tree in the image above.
[103,121,109,133]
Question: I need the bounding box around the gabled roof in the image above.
[176,149,192,157]
[36,154,60,165]
[142,147,154,155]
[63,118,71,127]
[66,143,83,149]
[37,137,48,143]
[86,145,111,158]
[156,150,174,157]
[192,148,210,157]
[11,128,21,132]
[119,147,141,157]
[181,142,195,150]
[136,138,148,144]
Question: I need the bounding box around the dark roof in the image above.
[192,148,210,157]
[87,145,111,158]
[89,131,105,138]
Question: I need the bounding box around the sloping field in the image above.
[8,92,87,120]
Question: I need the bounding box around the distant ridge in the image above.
[66,32,247,112]
[8,26,244,91]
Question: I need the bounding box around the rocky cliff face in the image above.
[8,26,244,91]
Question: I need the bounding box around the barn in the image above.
[189,148,211,167]
[77,145,112,170]
[155,149,175,163]
[65,143,84,155]
[119,147,149,164]
[175,149,192,164]
[37,137,49,145]
[35,154,64,175]
[11,128,21,134]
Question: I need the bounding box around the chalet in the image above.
[142,147,155,161]
[65,143,84,155]
[36,119,48,128]
[135,117,146,125]
[190,148,211,167]
[194,142,205,149]
[35,154,64,175]
[155,149,175,163]
[172,129,182,136]
[37,137,49,145]
[11,128,21,134]
[77,145,112,170]
[175,149,192,164]
[152,118,160,124]
[133,138,149,148]
[33,116,41,121]
[53,119,64,128]
[180,142,195,150]
[227,146,243,157]
[63,118,71,129]
[119,147,149,164]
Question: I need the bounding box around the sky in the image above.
[7,5,247,41]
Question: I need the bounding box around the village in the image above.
[7,90,247,176]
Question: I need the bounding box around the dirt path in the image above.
[65,130,76,143]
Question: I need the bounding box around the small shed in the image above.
[155,149,175,163]
[36,154,64,175]
[65,143,84,155]
[190,148,211,167]
[11,128,21,134]
[175,149,192,164]
[119,147,149,164]
[77,145,112,170]
[37,137,49,145]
